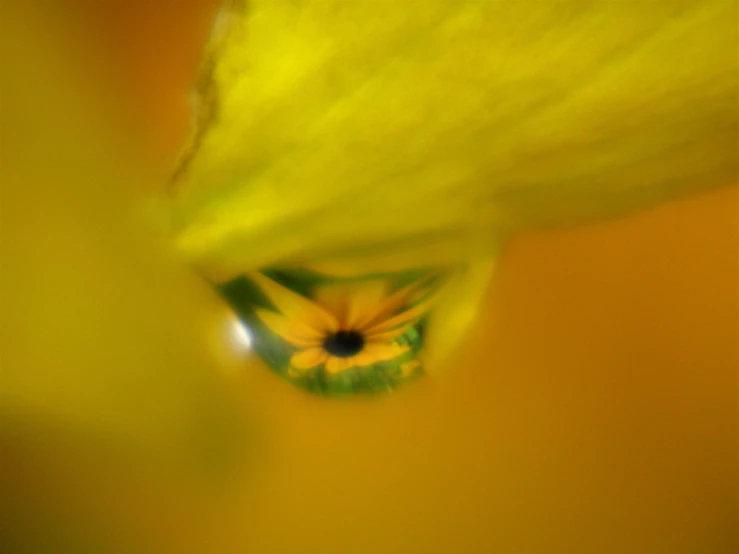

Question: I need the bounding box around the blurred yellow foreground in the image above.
[1,2,737,553]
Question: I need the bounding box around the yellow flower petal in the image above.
[255,308,324,347]
[361,281,417,327]
[313,285,351,326]
[325,356,353,374]
[249,272,339,334]
[291,347,328,369]
[365,293,437,337]
[344,281,392,329]
[352,342,411,367]
[364,325,411,343]
[172,1,736,280]
[360,275,442,331]
[316,281,390,330]
[400,360,422,376]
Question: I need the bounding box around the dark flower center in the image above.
[323,330,365,358]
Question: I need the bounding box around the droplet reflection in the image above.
[230,317,253,352]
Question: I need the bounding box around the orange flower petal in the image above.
[249,272,339,334]
[291,347,329,369]
[255,309,325,347]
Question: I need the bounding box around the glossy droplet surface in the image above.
[215,269,436,396]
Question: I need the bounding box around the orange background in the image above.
[2,3,737,553]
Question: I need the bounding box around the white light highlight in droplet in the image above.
[230,317,253,351]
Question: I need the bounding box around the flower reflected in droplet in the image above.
[250,273,439,374]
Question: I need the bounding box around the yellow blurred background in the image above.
[1,2,737,553]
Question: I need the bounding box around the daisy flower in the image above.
[250,272,441,374]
